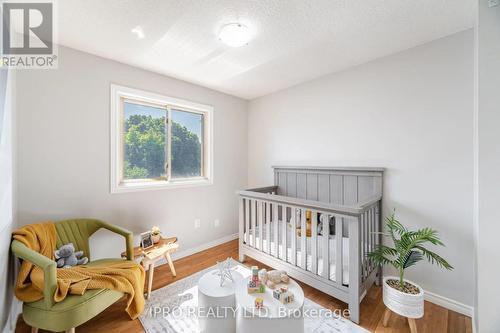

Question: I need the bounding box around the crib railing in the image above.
[238,185,381,291]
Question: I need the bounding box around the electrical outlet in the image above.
[489,0,499,7]
[194,219,201,229]
[214,219,220,228]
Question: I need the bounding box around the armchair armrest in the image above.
[11,239,56,309]
[95,221,134,260]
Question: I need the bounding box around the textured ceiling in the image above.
[58,0,475,99]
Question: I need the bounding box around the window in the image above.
[111,84,213,193]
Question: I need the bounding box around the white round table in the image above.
[235,276,305,333]
[198,269,243,333]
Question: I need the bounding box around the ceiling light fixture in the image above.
[131,26,145,39]
[218,23,253,47]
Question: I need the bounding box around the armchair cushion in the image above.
[23,259,126,332]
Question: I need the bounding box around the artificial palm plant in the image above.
[368,211,453,290]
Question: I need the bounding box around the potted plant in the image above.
[368,212,453,330]
[151,226,162,243]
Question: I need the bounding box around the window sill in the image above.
[111,177,212,194]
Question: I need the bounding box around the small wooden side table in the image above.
[122,237,179,299]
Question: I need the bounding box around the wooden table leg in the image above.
[408,318,418,333]
[147,262,155,299]
[31,327,38,333]
[383,308,391,327]
[165,251,176,277]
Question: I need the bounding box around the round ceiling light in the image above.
[218,23,253,47]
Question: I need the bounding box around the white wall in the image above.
[0,69,20,333]
[476,1,500,332]
[248,30,474,309]
[16,46,248,259]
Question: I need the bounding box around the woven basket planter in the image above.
[383,276,424,319]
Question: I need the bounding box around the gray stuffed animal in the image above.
[54,243,88,268]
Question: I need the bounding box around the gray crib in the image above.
[238,166,383,324]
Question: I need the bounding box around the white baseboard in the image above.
[424,290,473,317]
[150,233,238,268]
[171,233,239,261]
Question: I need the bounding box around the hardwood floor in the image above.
[15,239,472,333]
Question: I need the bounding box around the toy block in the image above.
[247,279,265,294]
[273,287,294,304]
[247,286,266,293]
[255,297,264,309]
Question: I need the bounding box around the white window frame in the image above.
[110,84,213,193]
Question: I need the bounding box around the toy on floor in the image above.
[273,286,294,304]
[254,297,264,309]
[247,266,265,293]
[258,268,290,289]
[54,243,88,268]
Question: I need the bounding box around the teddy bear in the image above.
[258,268,290,289]
[296,210,312,237]
[54,243,88,268]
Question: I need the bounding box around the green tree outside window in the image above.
[123,114,201,180]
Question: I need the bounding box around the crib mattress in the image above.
[244,233,350,285]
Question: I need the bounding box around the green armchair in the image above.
[11,218,135,333]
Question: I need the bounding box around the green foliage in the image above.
[123,162,148,179]
[123,114,201,179]
[367,211,453,288]
[171,122,202,178]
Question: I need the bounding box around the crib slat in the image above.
[251,199,256,248]
[366,210,370,274]
[361,212,367,281]
[371,206,376,271]
[282,206,288,261]
[322,213,330,280]
[348,216,361,322]
[359,213,363,280]
[365,211,369,278]
[311,211,318,274]
[262,201,271,253]
[300,209,307,270]
[239,197,244,250]
[363,211,368,279]
[368,209,372,272]
[273,204,279,257]
[264,202,271,254]
[245,198,250,244]
[376,203,382,285]
[365,208,373,276]
[258,201,264,251]
[335,216,343,285]
[290,208,297,265]
[365,210,370,274]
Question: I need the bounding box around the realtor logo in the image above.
[1,0,57,68]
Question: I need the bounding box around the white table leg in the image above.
[165,251,177,276]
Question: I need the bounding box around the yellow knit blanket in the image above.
[13,222,145,319]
